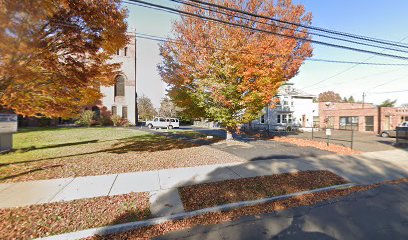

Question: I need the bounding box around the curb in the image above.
[37,183,356,240]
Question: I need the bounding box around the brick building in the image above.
[318,102,408,133]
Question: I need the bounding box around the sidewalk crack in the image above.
[107,174,119,196]
[47,177,75,203]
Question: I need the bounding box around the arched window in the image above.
[114,75,125,97]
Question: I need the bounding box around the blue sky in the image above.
[125,0,408,108]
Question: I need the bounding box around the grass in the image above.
[0,192,150,240]
[1,127,147,165]
[0,127,243,182]
[179,170,348,211]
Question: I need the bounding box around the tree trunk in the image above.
[226,126,235,140]
[226,130,233,140]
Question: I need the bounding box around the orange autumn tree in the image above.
[0,0,128,118]
[159,0,313,138]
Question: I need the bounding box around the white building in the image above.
[98,32,137,124]
[249,83,317,131]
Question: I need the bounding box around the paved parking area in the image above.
[292,129,396,152]
[186,126,398,153]
[211,140,332,161]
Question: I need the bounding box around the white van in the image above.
[146,117,179,129]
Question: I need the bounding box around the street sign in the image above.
[0,114,18,134]
[326,128,332,136]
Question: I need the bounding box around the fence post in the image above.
[327,132,330,146]
[351,129,354,149]
[311,126,314,139]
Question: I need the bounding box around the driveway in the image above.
[156,182,408,240]
[182,126,333,160]
[211,140,332,161]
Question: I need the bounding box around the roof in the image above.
[277,85,316,98]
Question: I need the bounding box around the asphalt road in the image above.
[156,182,408,240]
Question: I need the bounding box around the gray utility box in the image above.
[396,127,408,145]
[0,114,17,151]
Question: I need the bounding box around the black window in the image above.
[124,47,127,56]
[339,116,359,130]
[112,106,117,116]
[122,106,128,119]
[365,116,374,131]
[116,49,120,55]
[260,114,265,124]
[114,75,125,97]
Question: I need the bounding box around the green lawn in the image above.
[0,127,214,183]
[1,127,147,165]
[0,127,242,183]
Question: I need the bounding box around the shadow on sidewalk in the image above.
[93,149,408,239]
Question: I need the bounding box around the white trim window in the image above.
[277,114,293,124]
[282,115,288,123]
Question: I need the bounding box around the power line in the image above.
[184,0,408,50]
[366,74,408,91]
[125,0,408,61]
[136,33,408,66]
[170,0,408,54]
[306,67,408,90]
[301,35,408,90]
[369,89,408,94]
[168,0,408,54]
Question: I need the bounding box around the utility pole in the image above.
[362,92,366,108]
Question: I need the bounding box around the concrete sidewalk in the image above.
[1,149,407,213]
[156,182,408,240]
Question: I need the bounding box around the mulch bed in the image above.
[179,170,348,211]
[272,137,361,155]
[0,192,150,240]
[91,178,408,240]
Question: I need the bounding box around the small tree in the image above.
[111,115,122,127]
[379,99,397,107]
[159,97,180,117]
[75,110,95,127]
[137,95,157,120]
[317,91,342,102]
[347,96,355,103]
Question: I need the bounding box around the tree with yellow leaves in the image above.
[159,0,313,138]
[0,0,128,118]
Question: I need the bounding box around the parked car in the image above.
[380,121,408,138]
[145,117,179,129]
